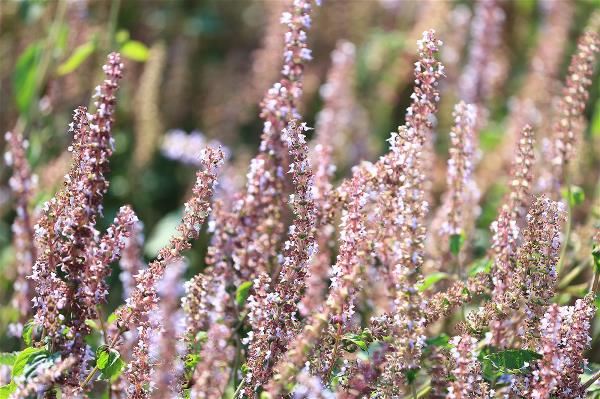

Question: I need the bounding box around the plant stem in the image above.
[80,311,132,389]
[324,318,343,385]
[81,365,99,387]
[97,305,108,344]
[582,368,600,390]
[402,378,431,399]
[106,0,122,51]
[233,380,244,398]
[591,268,600,295]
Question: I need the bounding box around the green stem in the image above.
[81,365,99,388]
[80,311,131,389]
[106,0,122,51]
[20,0,67,131]
[232,380,244,398]
[96,305,108,344]
[402,378,431,399]
[591,268,600,295]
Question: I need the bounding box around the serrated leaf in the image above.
[0,353,17,366]
[56,41,95,76]
[236,281,253,307]
[450,233,465,256]
[482,349,541,375]
[13,42,42,113]
[418,272,448,292]
[12,347,47,378]
[120,40,149,62]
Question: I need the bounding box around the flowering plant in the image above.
[1,1,600,399]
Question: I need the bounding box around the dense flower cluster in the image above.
[550,30,600,187]
[447,335,489,398]
[244,120,317,395]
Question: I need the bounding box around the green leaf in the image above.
[96,345,124,381]
[342,333,368,352]
[115,30,130,45]
[478,346,499,382]
[562,185,585,207]
[22,320,34,346]
[96,345,118,370]
[56,41,96,76]
[96,348,110,370]
[13,42,42,113]
[107,312,118,325]
[425,333,450,348]
[12,347,47,378]
[482,349,542,375]
[145,211,182,257]
[0,383,16,399]
[404,368,419,384]
[418,272,448,292]
[85,319,100,331]
[236,281,253,307]
[450,233,465,257]
[468,258,493,277]
[184,354,200,373]
[100,357,124,381]
[120,40,149,62]
[0,353,17,366]
[23,351,56,379]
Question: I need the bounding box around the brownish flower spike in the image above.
[551,30,599,187]
[245,120,317,395]
[4,130,37,323]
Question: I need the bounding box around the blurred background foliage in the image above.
[0,0,599,352]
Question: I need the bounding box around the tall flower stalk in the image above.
[245,120,317,395]
[4,130,37,324]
